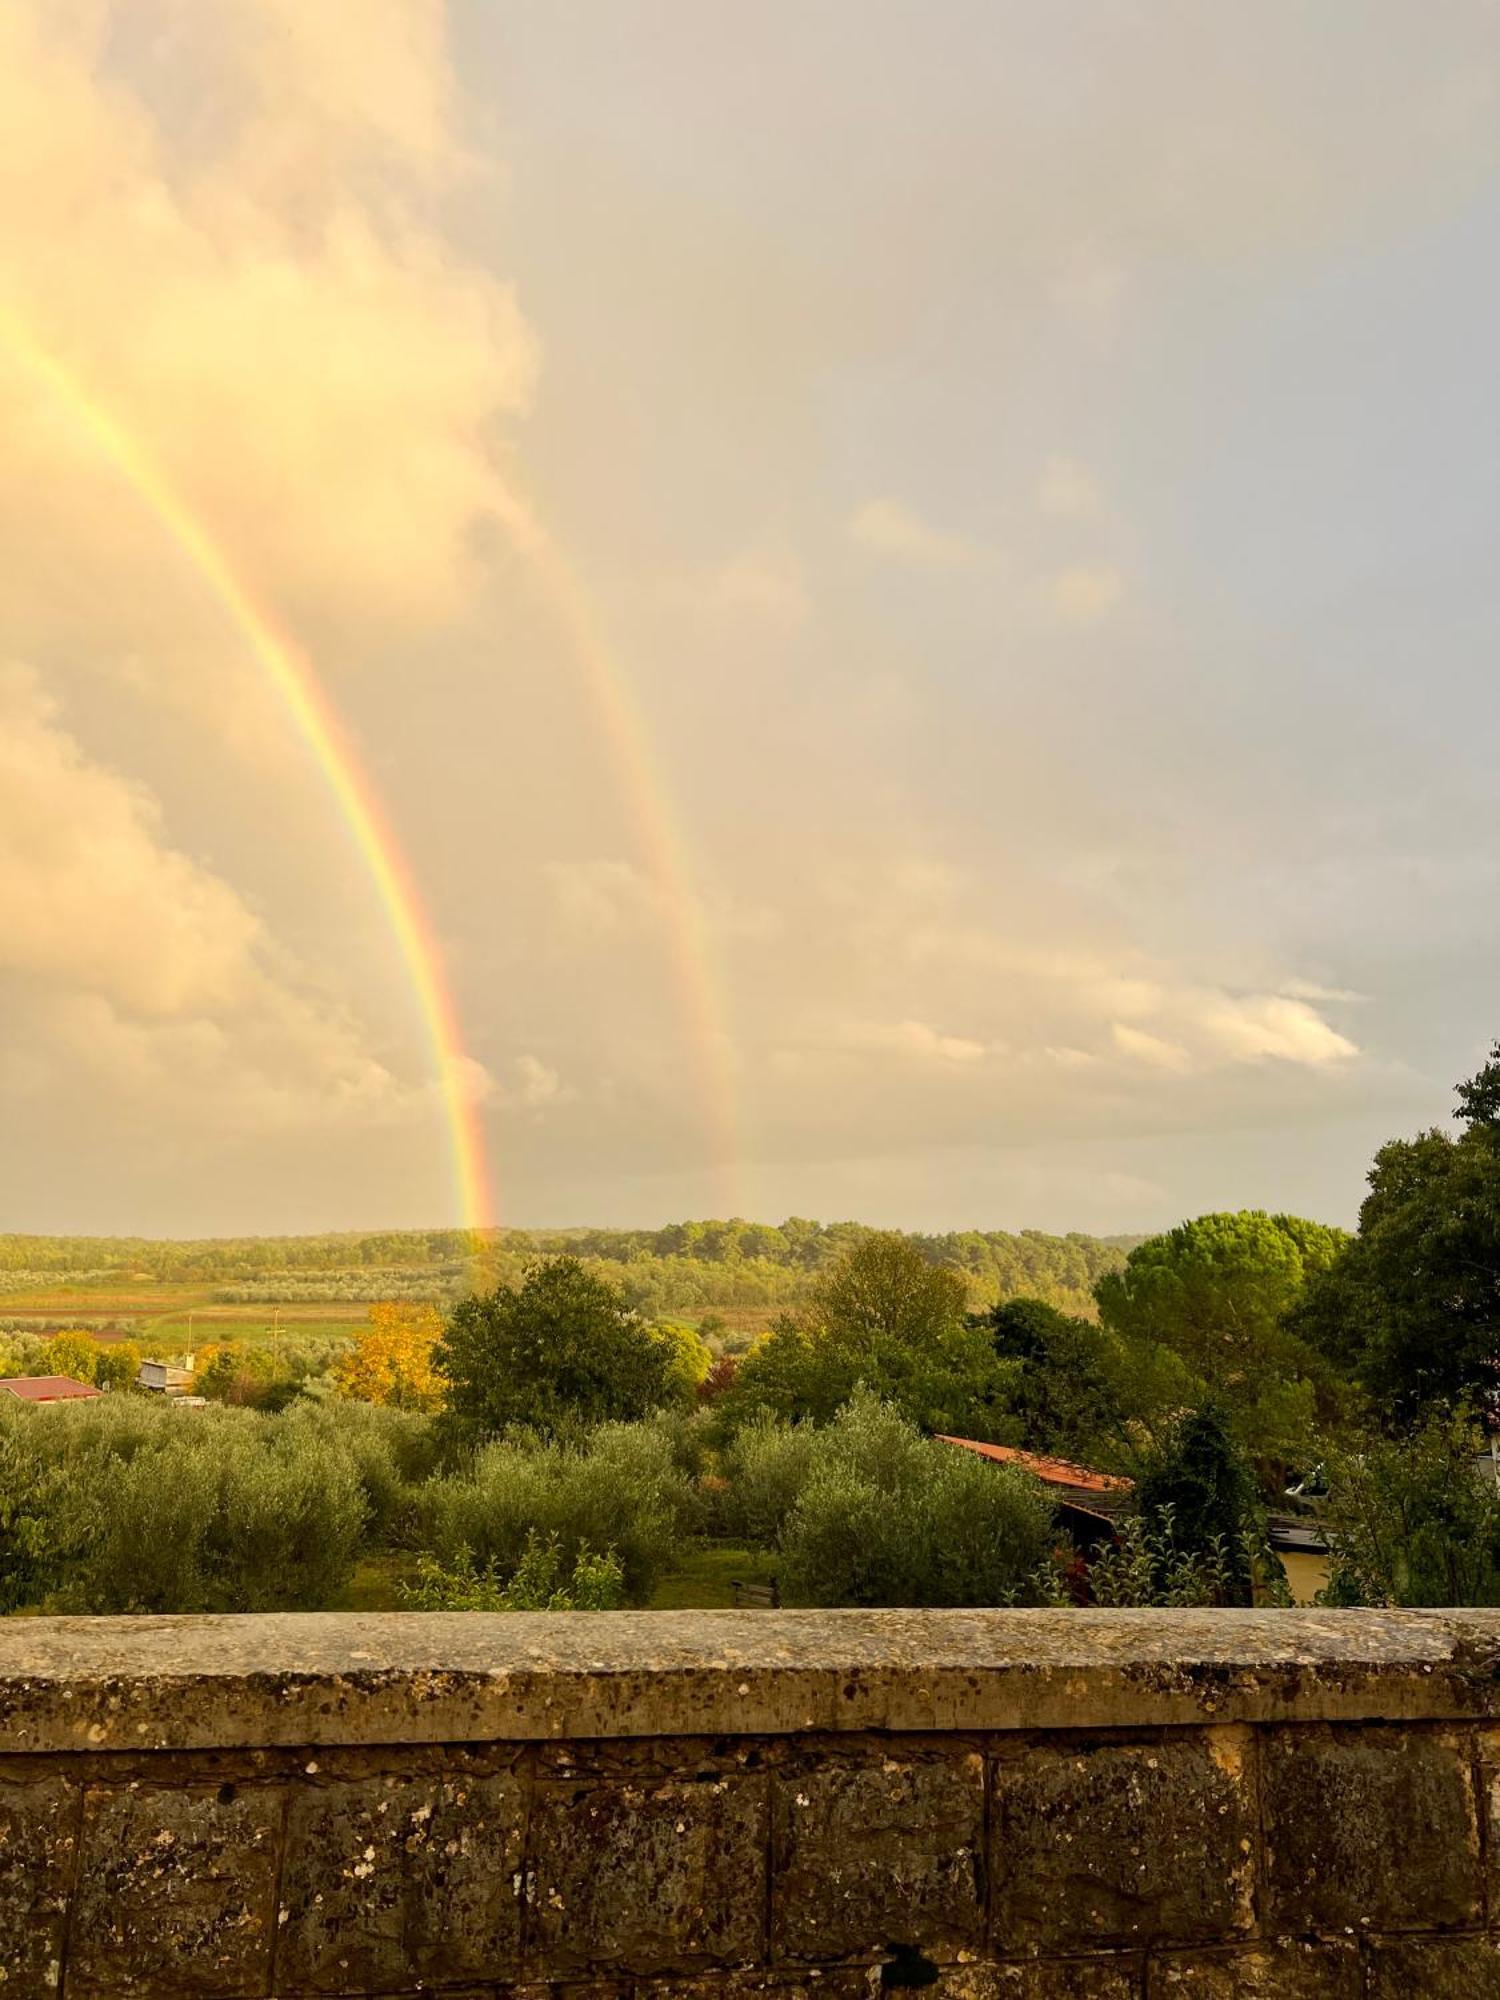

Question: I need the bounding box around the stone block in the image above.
[1147,1939,1359,1996]
[772,1752,984,1961]
[1363,1935,1500,1998]
[276,1761,527,1992]
[70,1778,281,1995]
[989,1731,1255,1952]
[939,1958,1143,1997]
[1261,1725,1480,1935]
[0,1774,78,1992]
[528,1772,769,1973]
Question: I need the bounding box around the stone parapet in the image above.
[1,1609,1499,1996]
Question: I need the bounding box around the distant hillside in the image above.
[0,1221,1138,1330]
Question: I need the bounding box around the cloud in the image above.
[545,858,665,936]
[0,663,427,1133]
[1198,995,1360,1067]
[0,0,539,662]
[1111,1023,1194,1072]
[848,498,984,570]
[1048,563,1124,628]
[663,545,809,628]
[1037,456,1104,520]
[836,1018,991,1064]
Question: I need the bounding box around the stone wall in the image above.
[4,1608,1500,1997]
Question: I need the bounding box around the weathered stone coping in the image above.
[2,1606,1500,1753]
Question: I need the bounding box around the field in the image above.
[0,1278,367,1356]
[0,1221,1135,1356]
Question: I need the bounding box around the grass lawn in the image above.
[649,1542,779,1610]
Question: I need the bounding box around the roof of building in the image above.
[937,1435,1134,1495]
[0,1375,103,1403]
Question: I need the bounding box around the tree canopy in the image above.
[1294,1044,1500,1417]
[724,1232,1019,1437]
[434,1258,671,1438]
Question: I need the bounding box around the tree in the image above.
[650,1321,714,1405]
[434,1258,671,1439]
[1320,1406,1500,1607]
[38,1333,101,1385]
[1294,1046,1500,1417]
[91,1341,141,1394]
[335,1302,443,1411]
[736,1391,1054,1607]
[1136,1406,1260,1606]
[1094,1211,1347,1483]
[984,1298,1122,1459]
[724,1232,1018,1437]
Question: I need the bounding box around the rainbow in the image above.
[2,326,745,1225]
[1,324,494,1237]
[486,480,743,1212]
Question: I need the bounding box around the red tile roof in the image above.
[0,1375,103,1403]
[937,1435,1133,1494]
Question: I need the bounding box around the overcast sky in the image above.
[2,1,1498,1237]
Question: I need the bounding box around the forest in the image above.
[1,1042,1497,1618]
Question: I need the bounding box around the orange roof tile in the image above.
[937,1435,1133,1494]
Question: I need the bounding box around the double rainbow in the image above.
[5,327,741,1232]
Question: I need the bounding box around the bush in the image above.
[721,1413,818,1549]
[0,1398,367,1612]
[399,1532,626,1611]
[755,1392,1054,1607]
[412,1417,697,1604]
[1320,1407,1500,1606]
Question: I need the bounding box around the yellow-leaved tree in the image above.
[334,1301,444,1411]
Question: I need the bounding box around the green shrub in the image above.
[721,1413,818,1549]
[413,1417,696,1604]
[767,1392,1054,1607]
[399,1532,626,1611]
[0,1398,367,1612]
[1319,1406,1500,1606]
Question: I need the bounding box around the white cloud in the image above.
[848,498,984,570]
[1199,995,1359,1067]
[664,546,809,627]
[836,1018,991,1064]
[1111,1023,1194,1072]
[0,1,539,660]
[545,858,664,936]
[0,663,426,1133]
[1037,456,1104,520]
[1048,563,1124,628]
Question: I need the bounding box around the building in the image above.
[0,1375,103,1405]
[137,1357,196,1394]
[938,1435,1134,1550]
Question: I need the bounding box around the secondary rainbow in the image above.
[2,324,494,1238]
[486,479,744,1214]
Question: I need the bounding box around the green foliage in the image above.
[721,1413,820,1549]
[436,1258,672,1439]
[985,1298,1123,1459]
[1319,1407,1500,1607]
[744,1391,1054,1607]
[0,1398,366,1613]
[0,1220,1134,1320]
[1294,1051,1500,1418]
[400,1532,626,1611]
[413,1418,697,1604]
[651,1320,714,1404]
[1136,1407,1260,1605]
[1094,1211,1346,1483]
[195,1344,300,1410]
[1036,1507,1271,1609]
[725,1233,1020,1437]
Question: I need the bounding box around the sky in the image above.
[2,0,1499,1239]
